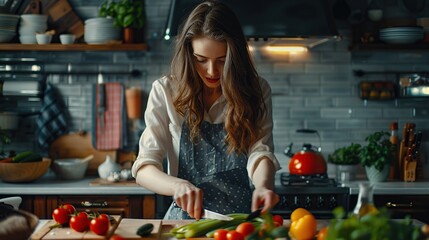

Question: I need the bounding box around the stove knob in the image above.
[329,196,337,209]
[280,196,288,208]
[305,196,311,209]
[317,196,324,208]
[293,196,300,208]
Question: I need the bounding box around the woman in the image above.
[132,0,280,220]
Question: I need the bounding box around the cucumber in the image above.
[19,153,43,163]
[136,223,154,237]
[12,151,33,163]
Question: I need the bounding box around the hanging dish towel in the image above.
[36,83,69,152]
[92,82,126,150]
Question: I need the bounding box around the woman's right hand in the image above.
[173,181,204,219]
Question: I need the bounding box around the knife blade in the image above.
[202,209,233,221]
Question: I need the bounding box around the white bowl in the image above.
[20,14,48,23]
[59,34,75,44]
[52,158,89,180]
[35,33,52,44]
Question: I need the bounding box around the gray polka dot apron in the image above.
[165,118,252,220]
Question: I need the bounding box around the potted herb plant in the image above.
[359,131,393,182]
[99,0,146,43]
[328,143,361,182]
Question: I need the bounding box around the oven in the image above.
[273,173,350,219]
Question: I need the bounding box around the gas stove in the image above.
[273,172,350,219]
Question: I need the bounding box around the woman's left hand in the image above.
[251,187,279,213]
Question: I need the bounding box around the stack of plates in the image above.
[379,27,424,44]
[84,18,121,44]
[0,13,19,43]
[19,14,48,44]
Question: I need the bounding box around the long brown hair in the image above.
[171,0,266,154]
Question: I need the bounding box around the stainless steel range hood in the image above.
[164,0,339,48]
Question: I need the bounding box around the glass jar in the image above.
[353,182,378,217]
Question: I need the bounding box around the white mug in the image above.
[60,34,76,44]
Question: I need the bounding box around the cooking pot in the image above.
[284,129,327,175]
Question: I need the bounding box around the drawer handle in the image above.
[386,202,413,208]
[81,201,108,207]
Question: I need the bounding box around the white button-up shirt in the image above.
[131,76,280,182]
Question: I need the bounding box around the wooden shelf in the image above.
[0,43,148,51]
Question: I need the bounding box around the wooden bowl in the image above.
[0,158,51,183]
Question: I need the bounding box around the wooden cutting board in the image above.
[48,131,117,176]
[31,215,122,240]
[89,178,139,186]
[114,219,162,239]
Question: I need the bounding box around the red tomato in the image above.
[110,234,125,240]
[227,230,244,240]
[90,214,110,235]
[214,229,228,240]
[62,204,76,215]
[52,208,70,224]
[70,212,90,232]
[273,215,284,226]
[235,222,255,237]
[52,204,76,224]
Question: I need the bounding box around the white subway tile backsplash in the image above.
[306,63,336,73]
[290,108,321,119]
[273,63,304,74]
[321,108,351,119]
[305,97,334,107]
[336,119,367,129]
[383,108,413,118]
[351,108,382,118]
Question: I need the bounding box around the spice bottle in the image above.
[353,182,378,217]
[389,122,399,179]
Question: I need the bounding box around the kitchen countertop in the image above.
[274,171,429,195]
[0,171,153,195]
[343,181,429,195]
[1,171,429,196]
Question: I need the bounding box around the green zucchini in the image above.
[19,153,43,163]
[136,223,154,237]
[12,151,33,162]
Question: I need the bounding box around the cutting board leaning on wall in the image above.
[48,131,117,176]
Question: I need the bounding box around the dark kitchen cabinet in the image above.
[349,194,429,224]
[0,194,156,219]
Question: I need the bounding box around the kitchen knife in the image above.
[202,209,233,221]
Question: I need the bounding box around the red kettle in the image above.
[284,129,327,175]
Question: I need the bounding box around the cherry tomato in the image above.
[226,230,244,240]
[52,208,70,224]
[235,222,255,237]
[110,234,125,240]
[90,214,110,235]
[70,212,90,232]
[317,226,328,240]
[272,215,284,226]
[62,203,76,215]
[214,229,228,240]
[52,204,76,224]
[289,213,317,240]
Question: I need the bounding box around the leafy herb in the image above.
[328,143,361,165]
[359,131,393,172]
[99,0,145,28]
[327,207,422,240]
